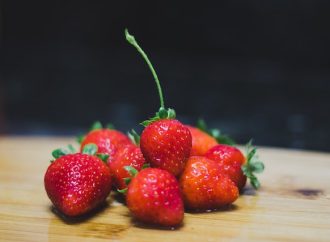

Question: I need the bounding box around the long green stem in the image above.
[125,29,165,108]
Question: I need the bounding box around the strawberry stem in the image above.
[125,29,165,109]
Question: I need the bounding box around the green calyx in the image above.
[82,143,98,155]
[90,121,102,131]
[196,119,236,145]
[141,107,176,127]
[90,121,115,131]
[124,166,139,177]
[51,144,76,161]
[51,143,109,163]
[81,143,109,163]
[76,134,85,144]
[117,166,139,194]
[117,188,128,194]
[141,163,150,169]
[116,164,150,194]
[241,140,265,189]
[127,129,141,146]
[96,153,110,163]
[106,123,115,130]
[125,29,175,126]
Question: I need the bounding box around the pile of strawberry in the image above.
[44,29,264,227]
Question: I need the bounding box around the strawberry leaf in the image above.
[124,166,138,177]
[52,144,76,160]
[123,177,132,185]
[96,153,109,163]
[52,149,67,159]
[250,161,265,174]
[106,123,115,130]
[117,188,128,194]
[67,144,76,153]
[90,121,102,131]
[142,163,150,169]
[241,140,265,190]
[141,118,159,127]
[196,119,236,145]
[196,119,208,132]
[76,134,85,144]
[250,176,260,190]
[211,131,235,145]
[82,143,98,156]
[128,129,140,146]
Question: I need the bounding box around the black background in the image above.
[1,1,330,151]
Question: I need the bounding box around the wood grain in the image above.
[0,136,329,241]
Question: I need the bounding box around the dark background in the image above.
[1,1,330,151]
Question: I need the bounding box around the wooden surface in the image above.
[0,136,330,242]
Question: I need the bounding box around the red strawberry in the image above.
[180,156,239,211]
[205,142,264,190]
[205,144,245,165]
[187,125,217,156]
[205,144,246,190]
[80,124,131,161]
[44,145,112,216]
[125,29,192,176]
[108,144,146,190]
[126,168,184,227]
[140,119,191,176]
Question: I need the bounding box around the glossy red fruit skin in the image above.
[108,144,146,190]
[140,119,192,176]
[81,129,131,160]
[186,125,218,156]
[180,156,239,211]
[205,144,245,165]
[219,160,246,191]
[44,154,112,217]
[126,168,184,227]
[205,144,246,190]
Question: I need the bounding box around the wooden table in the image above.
[0,136,329,241]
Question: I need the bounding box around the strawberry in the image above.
[80,122,131,161]
[44,144,112,216]
[108,133,146,190]
[205,144,246,166]
[125,167,184,227]
[125,29,192,176]
[205,141,264,190]
[187,125,218,156]
[205,144,246,190]
[180,156,239,211]
[140,119,191,176]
